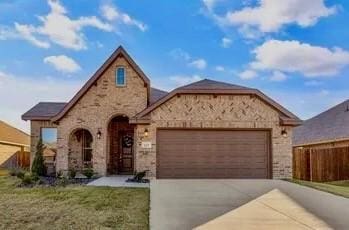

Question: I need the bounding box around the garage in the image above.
[157,129,271,179]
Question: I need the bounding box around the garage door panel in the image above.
[157,129,270,179]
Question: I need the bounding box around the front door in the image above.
[118,131,134,173]
[108,115,134,175]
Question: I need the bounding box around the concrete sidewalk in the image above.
[195,189,330,230]
[87,176,149,188]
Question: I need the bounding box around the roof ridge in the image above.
[304,98,349,123]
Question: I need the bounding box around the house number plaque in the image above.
[141,141,152,149]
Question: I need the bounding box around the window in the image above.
[41,128,57,150]
[81,130,93,164]
[116,67,126,86]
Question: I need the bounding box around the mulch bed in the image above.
[18,176,96,188]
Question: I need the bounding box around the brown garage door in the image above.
[157,129,271,179]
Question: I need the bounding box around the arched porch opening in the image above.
[68,128,93,171]
[107,115,135,174]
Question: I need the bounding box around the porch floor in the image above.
[87,175,150,188]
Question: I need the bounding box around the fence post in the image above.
[309,149,313,182]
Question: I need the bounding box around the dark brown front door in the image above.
[118,131,134,173]
[157,129,271,179]
[108,116,134,174]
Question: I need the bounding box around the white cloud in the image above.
[44,55,81,73]
[0,71,82,132]
[215,65,225,71]
[225,0,336,33]
[202,0,221,12]
[250,40,349,77]
[100,3,147,31]
[189,58,207,70]
[169,75,203,86]
[2,0,114,50]
[170,48,208,70]
[238,69,258,80]
[14,23,51,48]
[170,48,191,61]
[221,37,232,48]
[270,71,287,82]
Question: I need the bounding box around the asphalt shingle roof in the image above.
[22,89,168,120]
[150,88,168,105]
[293,99,349,146]
[177,79,251,90]
[22,102,67,120]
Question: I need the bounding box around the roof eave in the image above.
[22,115,53,121]
[280,117,303,126]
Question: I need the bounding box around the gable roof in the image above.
[131,79,302,126]
[51,46,150,122]
[177,79,249,90]
[293,99,349,146]
[150,88,168,105]
[21,89,167,121]
[22,102,67,121]
[0,120,30,146]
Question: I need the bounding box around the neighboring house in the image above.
[0,120,30,168]
[293,99,349,149]
[22,46,301,179]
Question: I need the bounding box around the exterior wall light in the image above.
[144,128,149,137]
[281,129,288,138]
[97,130,102,139]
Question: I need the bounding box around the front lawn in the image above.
[0,174,149,229]
[289,179,349,198]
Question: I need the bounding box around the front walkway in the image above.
[87,175,149,188]
[150,179,349,230]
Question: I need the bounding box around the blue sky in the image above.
[1,0,349,132]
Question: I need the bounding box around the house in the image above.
[0,120,30,168]
[293,99,349,149]
[22,46,301,179]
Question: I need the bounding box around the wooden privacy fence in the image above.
[293,147,349,182]
[1,151,30,169]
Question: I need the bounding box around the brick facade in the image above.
[28,50,295,179]
[55,56,147,175]
[135,94,293,179]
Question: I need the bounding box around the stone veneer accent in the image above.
[55,56,148,175]
[134,94,293,179]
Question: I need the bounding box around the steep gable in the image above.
[52,46,150,121]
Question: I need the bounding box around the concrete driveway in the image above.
[150,180,349,230]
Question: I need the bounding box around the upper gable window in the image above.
[116,67,126,86]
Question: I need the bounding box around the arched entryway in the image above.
[107,115,135,174]
[68,129,93,171]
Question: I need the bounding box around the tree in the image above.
[31,138,46,176]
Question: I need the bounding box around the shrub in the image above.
[31,139,46,176]
[83,167,94,179]
[16,170,25,179]
[68,169,76,179]
[21,174,33,185]
[56,176,69,187]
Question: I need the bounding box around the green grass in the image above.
[289,179,349,198]
[0,174,149,230]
